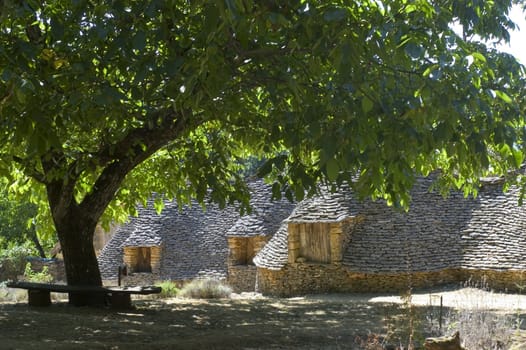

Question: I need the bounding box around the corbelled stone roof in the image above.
[252,223,289,270]
[98,179,295,280]
[255,176,526,274]
[343,177,468,273]
[227,181,295,237]
[121,199,165,247]
[101,174,526,282]
[159,203,239,281]
[285,184,353,223]
[98,224,134,279]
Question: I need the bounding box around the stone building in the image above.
[98,176,526,296]
[97,179,295,289]
[226,188,296,292]
[254,177,526,296]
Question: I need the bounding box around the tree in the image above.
[1,1,525,304]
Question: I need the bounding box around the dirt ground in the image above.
[1,287,526,350]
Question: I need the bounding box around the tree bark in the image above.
[53,208,105,306]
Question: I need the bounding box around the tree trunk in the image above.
[54,210,105,306]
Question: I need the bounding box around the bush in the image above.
[0,243,33,281]
[155,281,179,298]
[179,278,232,299]
[23,262,53,283]
[0,281,28,303]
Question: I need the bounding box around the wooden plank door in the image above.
[298,223,331,263]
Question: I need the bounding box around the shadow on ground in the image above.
[0,295,444,350]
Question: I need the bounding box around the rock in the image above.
[424,331,465,350]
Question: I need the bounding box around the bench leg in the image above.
[109,292,132,309]
[28,290,51,307]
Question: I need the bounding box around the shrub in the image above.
[0,243,33,281]
[23,262,53,283]
[155,281,179,298]
[0,281,27,303]
[178,278,232,299]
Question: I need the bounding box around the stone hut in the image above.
[98,179,294,290]
[226,182,296,292]
[99,175,526,295]
[98,197,239,286]
[254,177,526,296]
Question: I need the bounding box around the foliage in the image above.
[178,278,232,299]
[0,0,524,227]
[0,241,33,281]
[155,281,180,298]
[0,0,525,286]
[23,262,53,283]
[0,184,56,256]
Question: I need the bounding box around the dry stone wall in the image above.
[258,265,526,296]
[228,265,257,293]
[122,272,159,286]
[256,263,353,297]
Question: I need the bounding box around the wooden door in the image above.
[298,223,331,263]
[135,247,152,272]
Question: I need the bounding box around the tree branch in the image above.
[79,108,198,220]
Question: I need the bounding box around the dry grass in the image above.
[441,278,520,350]
[178,278,232,299]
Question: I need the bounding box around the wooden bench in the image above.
[7,281,161,309]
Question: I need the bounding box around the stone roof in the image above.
[252,223,289,270]
[343,177,468,273]
[159,203,239,281]
[285,184,353,223]
[227,181,295,237]
[121,199,165,247]
[255,176,526,273]
[98,179,294,280]
[101,174,526,281]
[98,223,134,279]
[98,198,238,281]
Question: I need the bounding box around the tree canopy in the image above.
[0,0,525,293]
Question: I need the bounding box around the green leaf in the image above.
[271,182,282,200]
[361,96,374,113]
[154,197,165,214]
[494,90,512,104]
[50,16,65,41]
[512,149,524,168]
[471,52,486,63]
[404,43,424,59]
[325,158,339,181]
